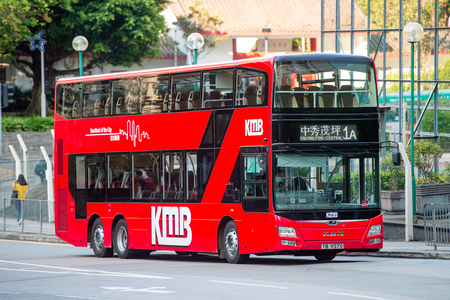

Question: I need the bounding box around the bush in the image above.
[2,116,54,132]
[381,153,405,191]
[406,142,445,184]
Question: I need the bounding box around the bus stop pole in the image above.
[40,146,54,222]
[9,145,21,179]
[17,134,29,183]
[398,143,413,241]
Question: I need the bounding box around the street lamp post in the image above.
[186,33,204,65]
[262,28,271,55]
[72,36,89,76]
[404,22,424,217]
[172,22,178,67]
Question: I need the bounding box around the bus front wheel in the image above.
[91,218,113,258]
[223,221,249,264]
[314,252,337,261]
[114,219,132,259]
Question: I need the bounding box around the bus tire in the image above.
[314,252,337,261]
[91,218,113,258]
[223,221,249,264]
[114,219,132,259]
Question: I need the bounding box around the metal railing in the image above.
[1,197,54,235]
[424,203,450,250]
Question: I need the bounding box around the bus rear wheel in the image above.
[114,219,132,259]
[91,218,113,257]
[223,221,249,264]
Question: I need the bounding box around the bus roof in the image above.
[55,53,373,86]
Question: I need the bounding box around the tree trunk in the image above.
[25,79,43,116]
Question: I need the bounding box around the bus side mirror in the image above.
[392,151,401,166]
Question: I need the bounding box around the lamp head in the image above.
[404,22,424,44]
[186,33,204,50]
[72,36,89,52]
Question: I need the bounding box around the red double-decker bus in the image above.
[54,53,382,263]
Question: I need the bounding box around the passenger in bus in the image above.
[274,173,287,191]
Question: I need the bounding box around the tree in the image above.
[0,0,169,116]
[357,0,450,60]
[176,0,227,57]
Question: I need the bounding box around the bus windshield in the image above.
[273,151,380,211]
[274,58,377,109]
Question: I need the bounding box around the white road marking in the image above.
[101,287,174,294]
[0,260,172,279]
[209,280,289,289]
[327,292,388,299]
[56,295,104,300]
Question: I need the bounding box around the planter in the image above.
[381,183,450,214]
[381,190,405,212]
[416,183,450,215]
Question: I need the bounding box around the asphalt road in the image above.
[1,239,449,300]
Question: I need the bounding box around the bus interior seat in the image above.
[83,99,95,117]
[104,97,111,115]
[319,85,337,108]
[243,85,259,106]
[209,90,223,108]
[306,86,320,107]
[223,92,233,107]
[293,87,307,108]
[115,97,123,114]
[258,85,265,104]
[340,85,359,107]
[176,92,190,110]
[188,91,200,109]
[126,96,134,114]
[139,190,152,199]
[151,94,162,113]
[278,85,296,108]
[72,101,79,118]
[162,93,170,111]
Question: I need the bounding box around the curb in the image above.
[340,251,450,260]
[0,232,66,244]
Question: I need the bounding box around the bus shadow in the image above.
[142,252,369,266]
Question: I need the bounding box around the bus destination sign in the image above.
[300,124,358,142]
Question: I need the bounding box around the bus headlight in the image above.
[278,226,297,237]
[367,225,382,236]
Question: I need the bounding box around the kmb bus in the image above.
[54,53,383,263]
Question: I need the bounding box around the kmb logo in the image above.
[151,206,192,246]
[245,119,263,136]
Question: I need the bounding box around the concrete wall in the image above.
[1,131,53,157]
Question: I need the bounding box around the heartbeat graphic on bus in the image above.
[119,120,150,147]
[86,120,150,147]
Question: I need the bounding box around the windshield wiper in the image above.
[319,145,345,156]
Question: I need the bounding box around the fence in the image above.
[1,197,54,235]
[424,203,450,250]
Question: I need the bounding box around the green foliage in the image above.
[356,0,450,55]
[406,142,445,184]
[380,154,405,191]
[177,0,227,54]
[348,171,377,203]
[2,116,54,132]
[0,0,169,115]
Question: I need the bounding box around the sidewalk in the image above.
[1,216,450,260]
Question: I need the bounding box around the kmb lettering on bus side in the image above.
[151,206,192,246]
[245,119,263,136]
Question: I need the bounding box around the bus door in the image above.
[240,147,270,253]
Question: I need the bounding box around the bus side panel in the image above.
[239,213,270,254]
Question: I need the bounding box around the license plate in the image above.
[321,243,344,250]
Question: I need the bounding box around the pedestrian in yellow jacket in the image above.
[12,174,28,225]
